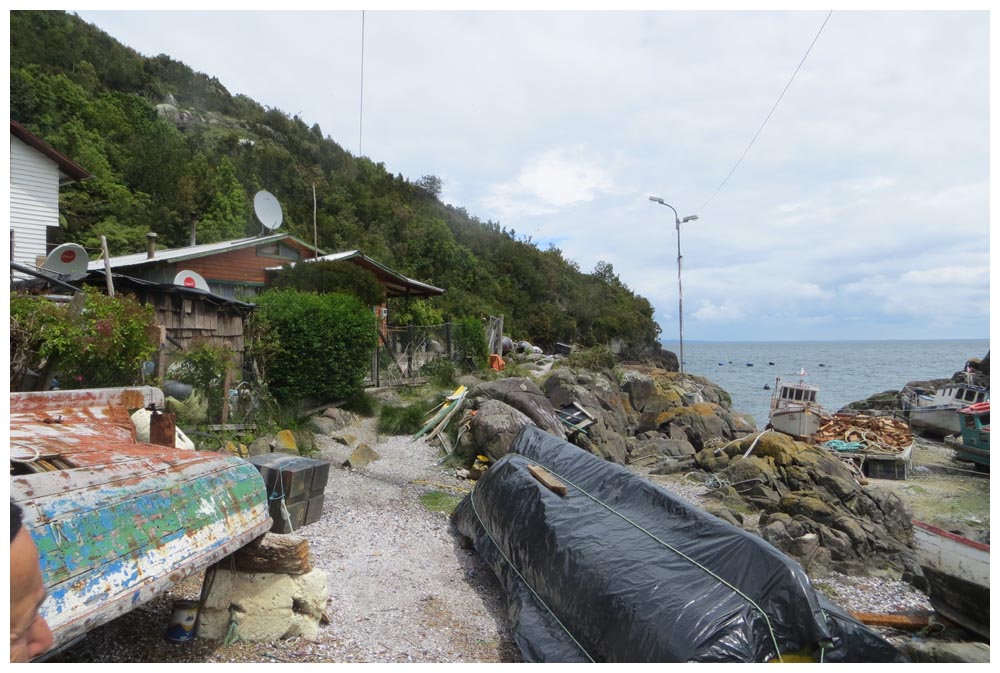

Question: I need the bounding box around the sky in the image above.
[66,4,992,342]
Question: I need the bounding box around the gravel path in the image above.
[47,418,973,663]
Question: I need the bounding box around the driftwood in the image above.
[848,611,934,631]
[232,533,312,574]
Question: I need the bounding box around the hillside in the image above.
[10,10,661,354]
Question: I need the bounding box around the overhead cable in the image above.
[695,10,833,214]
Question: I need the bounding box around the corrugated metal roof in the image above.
[86,233,320,271]
[266,249,445,297]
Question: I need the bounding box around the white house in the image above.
[9,119,90,273]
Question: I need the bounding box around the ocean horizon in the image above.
[659,338,989,428]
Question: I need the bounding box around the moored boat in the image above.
[9,386,272,656]
[902,381,989,438]
[768,376,828,440]
[911,520,990,640]
[943,402,989,471]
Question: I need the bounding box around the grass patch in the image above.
[419,490,464,515]
[341,390,379,417]
[377,398,437,435]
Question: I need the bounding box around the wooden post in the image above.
[220,341,233,425]
[407,324,414,377]
[100,235,115,297]
[445,322,452,358]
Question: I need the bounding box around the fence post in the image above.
[407,324,414,377]
[445,322,452,358]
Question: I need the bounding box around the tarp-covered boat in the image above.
[452,425,906,663]
[9,387,272,655]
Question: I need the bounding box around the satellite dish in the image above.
[41,243,89,280]
[173,269,210,292]
[253,190,283,233]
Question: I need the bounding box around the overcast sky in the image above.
[70,6,991,342]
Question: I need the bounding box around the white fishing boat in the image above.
[911,520,990,640]
[902,381,989,438]
[768,375,828,440]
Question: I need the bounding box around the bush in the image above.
[171,341,233,421]
[271,260,385,307]
[341,390,378,417]
[421,358,457,389]
[453,317,488,370]
[10,288,157,389]
[557,344,618,372]
[250,289,375,403]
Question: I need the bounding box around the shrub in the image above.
[271,260,385,307]
[341,390,378,417]
[171,341,233,421]
[250,289,375,403]
[10,288,157,389]
[421,358,457,389]
[453,317,488,370]
[557,344,618,372]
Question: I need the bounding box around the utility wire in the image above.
[695,10,833,214]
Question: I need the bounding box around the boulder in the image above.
[469,400,533,461]
[469,377,565,439]
[308,416,341,436]
[248,434,275,457]
[274,429,298,454]
[321,407,356,431]
[342,443,380,469]
[619,371,658,413]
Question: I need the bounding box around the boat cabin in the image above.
[771,378,820,411]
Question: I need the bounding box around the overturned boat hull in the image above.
[9,387,272,654]
[453,425,905,663]
[912,520,990,640]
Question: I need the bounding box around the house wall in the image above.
[10,136,60,269]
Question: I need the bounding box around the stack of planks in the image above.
[413,386,468,453]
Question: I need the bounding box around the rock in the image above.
[649,456,695,475]
[330,433,356,447]
[321,407,356,431]
[619,371,658,413]
[293,429,315,454]
[248,434,274,456]
[308,416,340,435]
[900,641,990,664]
[469,377,565,438]
[468,400,533,461]
[342,443,380,468]
[197,568,328,642]
[628,437,696,464]
[274,429,298,454]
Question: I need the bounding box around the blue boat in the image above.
[944,401,989,471]
[9,387,272,657]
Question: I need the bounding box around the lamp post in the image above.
[649,196,699,376]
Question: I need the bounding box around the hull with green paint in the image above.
[9,387,272,654]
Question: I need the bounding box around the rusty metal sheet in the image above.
[9,387,271,654]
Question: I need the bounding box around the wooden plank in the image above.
[527,464,568,497]
[848,611,933,630]
[148,412,176,447]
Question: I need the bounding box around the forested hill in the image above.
[10,10,660,353]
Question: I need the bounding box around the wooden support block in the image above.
[232,533,312,574]
[149,412,176,448]
[527,464,568,497]
[848,610,933,630]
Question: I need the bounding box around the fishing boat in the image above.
[902,381,989,438]
[943,402,989,471]
[911,520,990,640]
[9,386,272,656]
[767,375,828,440]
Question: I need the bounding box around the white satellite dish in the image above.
[253,190,283,233]
[173,269,210,292]
[41,243,89,279]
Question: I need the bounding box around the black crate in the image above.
[248,453,331,504]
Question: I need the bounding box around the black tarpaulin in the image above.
[452,425,907,663]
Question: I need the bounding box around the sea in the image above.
[661,339,990,429]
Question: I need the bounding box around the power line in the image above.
[695,10,833,214]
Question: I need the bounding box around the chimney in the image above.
[146,232,157,259]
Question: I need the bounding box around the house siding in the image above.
[10,136,60,269]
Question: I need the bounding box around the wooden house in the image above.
[9,120,90,275]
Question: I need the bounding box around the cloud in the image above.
[480,146,617,219]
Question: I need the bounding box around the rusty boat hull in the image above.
[9,387,271,654]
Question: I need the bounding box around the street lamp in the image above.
[649,196,699,376]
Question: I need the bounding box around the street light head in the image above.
[648,196,665,204]
[682,215,699,223]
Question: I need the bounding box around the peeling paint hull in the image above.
[10,387,272,653]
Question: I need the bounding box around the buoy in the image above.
[746,363,753,367]
[818,364,826,367]
[165,599,199,642]
[768,362,775,366]
[764,384,771,390]
[718,362,724,366]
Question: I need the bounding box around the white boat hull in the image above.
[908,407,961,437]
[912,520,989,639]
[770,409,823,440]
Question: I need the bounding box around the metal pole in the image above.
[676,217,684,376]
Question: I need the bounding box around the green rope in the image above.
[489,454,787,662]
[823,440,865,452]
[469,485,596,662]
[223,615,240,646]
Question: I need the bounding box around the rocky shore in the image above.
[46,353,989,663]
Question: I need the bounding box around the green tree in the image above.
[198,157,248,242]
